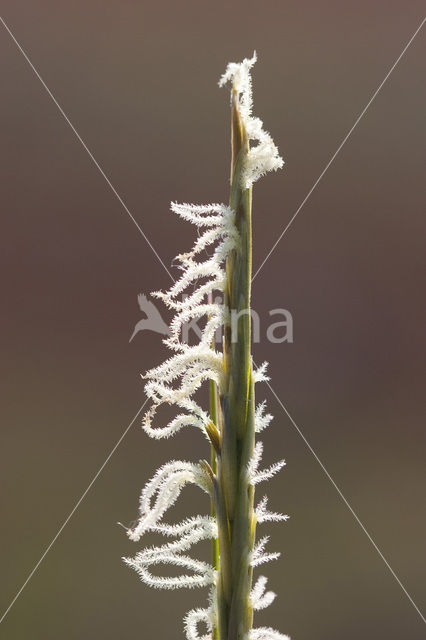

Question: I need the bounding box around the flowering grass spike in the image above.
[123,53,288,640]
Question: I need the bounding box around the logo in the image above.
[130,294,294,344]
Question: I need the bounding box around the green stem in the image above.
[209,379,219,567]
[216,89,256,640]
[210,378,220,640]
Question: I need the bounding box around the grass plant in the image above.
[123,53,288,640]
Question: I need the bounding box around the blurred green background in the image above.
[1,2,425,639]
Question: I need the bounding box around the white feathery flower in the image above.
[124,462,216,590]
[248,441,286,485]
[171,202,232,227]
[250,575,277,611]
[219,54,256,122]
[127,460,210,542]
[255,401,273,433]
[254,590,276,610]
[133,517,216,557]
[167,304,223,349]
[247,441,264,479]
[142,412,204,440]
[250,627,290,640]
[255,496,289,524]
[152,514,216,537]
[184,607,213,640]
[219,52,284,188]
[253,361,270,383]
[125,201,236,612]
[251,536,281,568]
[123,552,213,590]
[141,202,237,441]
[252,459,286,485]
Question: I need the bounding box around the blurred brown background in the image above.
[1,2,425,639]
